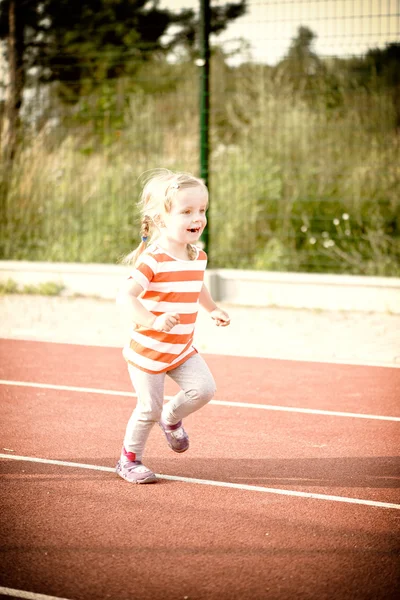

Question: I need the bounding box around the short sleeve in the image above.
[129,253,157,291]
[197,248,207,262]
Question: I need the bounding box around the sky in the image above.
[160,0,400,64]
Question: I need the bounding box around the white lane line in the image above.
[1,453,399,511]
[210,400,400,421]
[0,379,136,398]
[1,379,400,422]
[0,586,73,600]
[259,357,400,369]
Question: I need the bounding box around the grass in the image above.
[0,66,399,276]
[0,279,65,296]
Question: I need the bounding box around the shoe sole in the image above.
[171,445,189,453]
[115,463,157,484]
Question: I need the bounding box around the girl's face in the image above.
[161,185,208,246]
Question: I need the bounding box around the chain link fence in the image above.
[1,0,399,274]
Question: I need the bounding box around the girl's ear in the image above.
[153,214,165,228]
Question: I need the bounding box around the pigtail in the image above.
[140,215,151,244]
[186,244,197,261]
[121,215,152,266]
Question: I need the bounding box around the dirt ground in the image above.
[1,294,399,367]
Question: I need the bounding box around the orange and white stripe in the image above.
[122,244,207,373]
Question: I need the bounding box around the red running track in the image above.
[0,338,399,600]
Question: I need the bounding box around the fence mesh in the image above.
[1,0,399,274]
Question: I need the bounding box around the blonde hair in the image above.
[123,169,208,266]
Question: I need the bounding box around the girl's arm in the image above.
[199,283,230,327]
[117,279,179,332]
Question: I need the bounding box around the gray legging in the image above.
[123,353,216,460]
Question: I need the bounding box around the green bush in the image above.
[0,279,64,295]
[0,279,19,294]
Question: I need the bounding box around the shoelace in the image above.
[170,427,186,440]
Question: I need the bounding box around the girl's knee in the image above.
[134,407,162,423]
[206,383,217,402]
[188,383,216,405]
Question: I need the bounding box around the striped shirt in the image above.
[122,243,207,373]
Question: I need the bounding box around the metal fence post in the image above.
[199,0,210,256]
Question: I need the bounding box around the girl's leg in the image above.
[163,353,216,425]
[123,365,165,461]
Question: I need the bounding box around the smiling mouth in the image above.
[187,228,201,233]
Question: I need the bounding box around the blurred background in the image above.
[1,0,399,275]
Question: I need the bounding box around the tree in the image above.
[276,26,323,90]
[0,0,26,163]
[274,26,346,111]
[0,0,246,160]
[346,43,400,128]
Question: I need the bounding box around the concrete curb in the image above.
[1,260,399,313]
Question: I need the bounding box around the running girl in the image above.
[116,169,230,484]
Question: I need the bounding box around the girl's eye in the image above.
[200,209,206,213]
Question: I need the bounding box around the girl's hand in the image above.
[153,312,180,332]
[210,308,230,327]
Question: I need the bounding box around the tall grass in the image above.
[1,65,399,275]
[210,74,399,274]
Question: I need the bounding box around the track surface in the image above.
[1,338,399,600]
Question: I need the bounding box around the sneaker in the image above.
[159,419,189,453]
[116,459,157,484]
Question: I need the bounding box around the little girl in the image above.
[116,169,230,484]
